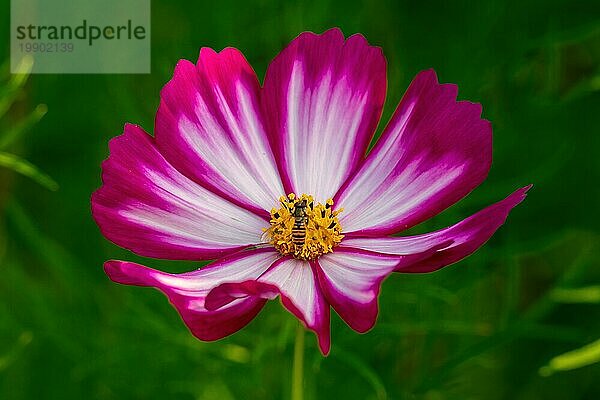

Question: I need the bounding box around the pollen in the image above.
[263,193,344,260]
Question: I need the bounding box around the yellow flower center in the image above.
[263,193,344,260]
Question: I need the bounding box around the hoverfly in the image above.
[291,199,309,248]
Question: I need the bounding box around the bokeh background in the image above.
[1,0,599,399]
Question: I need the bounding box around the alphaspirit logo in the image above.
[11,0,150,74]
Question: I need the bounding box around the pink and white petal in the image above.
[104,248,281,341]
[314,249,399,333]
[335,69,492,235]
[92,124,268,260]
[314,244,448,333]
[342,185,531,273]
[262,28,386,201]
[204,280,279,311]
[156,47,284,216]
[206,257,331,354]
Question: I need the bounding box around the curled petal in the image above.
[336,69,492,235]
[207,257,331,354]
[342,185,531,273]
[314,249,399,333]
[156,47,284,216]
[263,28,386,201]
[92,124,268,260]
[104,248,281,341]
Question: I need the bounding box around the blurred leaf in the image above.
[0,331,33,372]
[333,348,387,400]
[221,344,251,364]
[0,151,58,191]
[416,233,596,392]
[0,103,47,150]
[539,338,600,376]
[0,55,33,119]
[377,321,493,336]
[551,286,600,303]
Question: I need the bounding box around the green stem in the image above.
[291,323,305,400]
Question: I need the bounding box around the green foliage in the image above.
[0,0,599,399]
[551,286,600,304]
[0,152,57,191]
[0,56,55,190]
[540,338,600,376]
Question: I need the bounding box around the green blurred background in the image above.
[1,0,599,398]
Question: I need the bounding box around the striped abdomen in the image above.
[291,199,308,247]
[291,218,306,246]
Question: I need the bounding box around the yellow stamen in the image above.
[263,193,344,260]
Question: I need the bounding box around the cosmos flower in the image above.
[92,28,530,355]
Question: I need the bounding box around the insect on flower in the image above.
[92,28,530,355]
[291,199,308,248]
